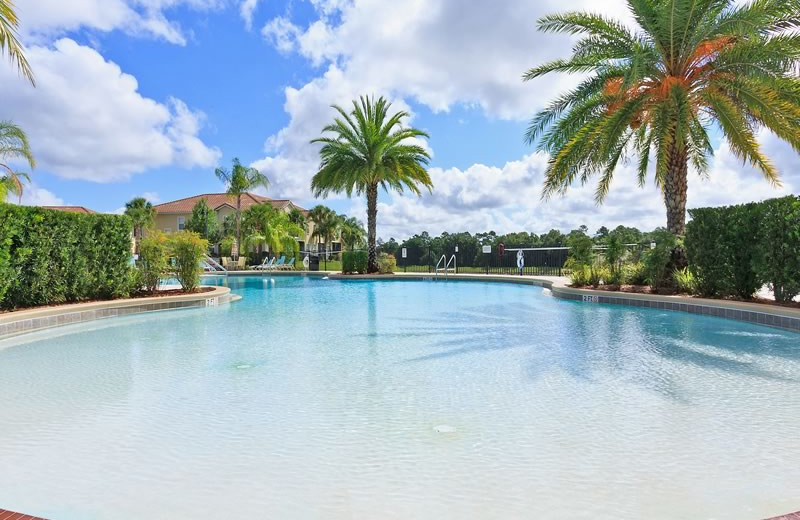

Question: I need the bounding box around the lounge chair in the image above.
[236,257,247,270]
[253,256,274,270]
[269,256,285,271]
[278,257,295,270]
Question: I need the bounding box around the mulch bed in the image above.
[0,287,215,314]
[571,284,800,309]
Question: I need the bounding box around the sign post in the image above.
[482,245,491,274]
[401,247,407,273]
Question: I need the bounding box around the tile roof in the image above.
[153,193,306,214]
[40,205,97,214]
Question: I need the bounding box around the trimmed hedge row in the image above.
[0,203,134,309]
[686,195,800,302]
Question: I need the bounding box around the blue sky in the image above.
[5,0,799,239]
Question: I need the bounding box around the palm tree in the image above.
[214,158,269,258]
[241,203,304,260]
[0,0,34,85]
[524,0,800,239]
[307,205,339,258]
[288,206,308,233]
[124,197,155,247]
[0,120,34,202]
[339,215,366,251]
[311,95,432,273]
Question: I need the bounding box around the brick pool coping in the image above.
[0,286,236,341]
[328,272,800,332]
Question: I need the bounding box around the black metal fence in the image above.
[397,247,570,276]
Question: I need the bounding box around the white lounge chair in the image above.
[253,256,274,270]
[269,256,285,271]
[278,257,295,270]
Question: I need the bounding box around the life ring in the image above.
[516,250,525,269]
[303,255,310,268]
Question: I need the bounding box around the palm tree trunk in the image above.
[663,142,689,271]
[663,143,688,236]
[367,183,378,273]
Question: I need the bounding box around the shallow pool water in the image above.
[1,275,799,519]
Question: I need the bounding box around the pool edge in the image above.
[328,272,800,333]
[0,286,235,340]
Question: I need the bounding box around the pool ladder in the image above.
[435,254,456,279]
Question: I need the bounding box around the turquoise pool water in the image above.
[1,275,799,519]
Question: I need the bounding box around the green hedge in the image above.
[342,250,368,274]
[686,195,800,301]
[0,204,134,309]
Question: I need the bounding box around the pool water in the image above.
[1,275,799,519]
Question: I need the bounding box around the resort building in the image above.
[153,192,339,252]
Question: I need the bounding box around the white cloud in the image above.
[261,16,303,54]
[17,0,222,46]
[14,184,66,207]
[342,135,797,240]
[240,0,260,29]
[0,39,221,182]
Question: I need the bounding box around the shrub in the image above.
[756,196,800,303]
[219,236,235,257]
[606,266,624,286]
[686,203,761,298]
[377,253,396,274]
[567,231,593,266]
[642,229,678,289]
[622,262,647,286]
[342,251,355,273]
[138,231,169,294]
[587,265,610,286]
[569,264,590,286]
[673,267,698,295]
[354,250,368,273]
[168,231,208,292]
[0,204,134,309]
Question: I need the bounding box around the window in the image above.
[177,216,185,231]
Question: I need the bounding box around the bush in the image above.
[342,251,355,273]
[168,231,208,292]
[622,262,648,286]
[757,196,800,302]
[569,264,590,286]
[0,203,134,309]
[673,267,698,294]
[587,265,610,286]
[138,231,169,294]
[342,250,369,274]
[219,236,235,257]
[567,231,593,266]
[686,203,761,298]
[377,253,396,274]
[642,229,678,289]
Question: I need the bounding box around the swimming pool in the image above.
[1,275,798,519]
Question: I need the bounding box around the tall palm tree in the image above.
[307,204,339,258]
[124,197,155,247]
[0,0,34,85]
[339,215,366,251]
[524,0,800,239]
[0,120,33,202]
[214,157,269,258]
[311,96,432,273]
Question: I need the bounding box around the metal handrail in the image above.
[434,254,457,278]
[204,255,227,273]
